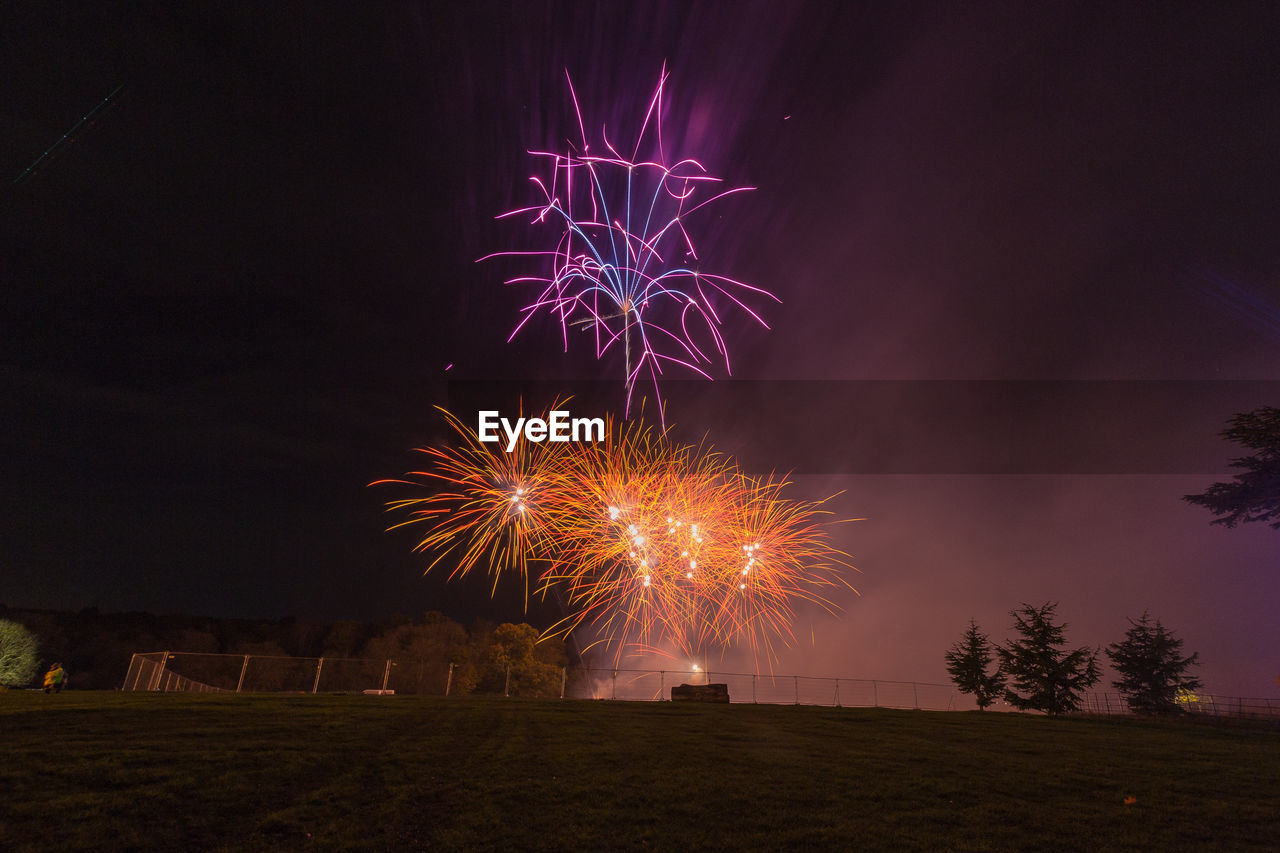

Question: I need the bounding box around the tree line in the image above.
[0,605,568,696]
[944,602,1201,716]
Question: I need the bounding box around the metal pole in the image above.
[560,667,566,699]
[611,670,617,700]
[236,655,250,693]
[504,664,511,697]
[445,663,453,697]
[752,674,757,704]
[913,682,919,710]
[873,680,878,708]
[150,651,171,692]
[381,660,392,692]
[835,679,841,708]
[659,671,664,701]
[794,675,799,705]
[312,658,324,694]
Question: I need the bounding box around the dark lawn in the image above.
[0,692,1276,851]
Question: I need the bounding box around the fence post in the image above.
[794,675,799,705]
[128,655,148,691]
[381,660,392,692]
[913,682,919,710]
[560,667,566,699]
[504,664,511,697]
[149,651,171,692]
[312,658,324,694]
[123,654,138,691]
[445,663,454,697]
[236,655,250,693]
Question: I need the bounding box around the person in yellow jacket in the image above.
[43,663,67,694]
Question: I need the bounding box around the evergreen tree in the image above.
[1184,406,1280,529]
[1106,612,1201,715]
[944,619,1005,709]
[997,602,1100,715]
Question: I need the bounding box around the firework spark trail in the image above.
[14,83,124,184]
[375,406,858,668]
[480,68,779,420]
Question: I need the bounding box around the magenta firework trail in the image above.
[481,68,778,418]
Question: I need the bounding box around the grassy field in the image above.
[1,692,1277,851]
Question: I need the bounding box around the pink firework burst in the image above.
[480,67,778,419]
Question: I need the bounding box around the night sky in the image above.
[5,2,1278,695]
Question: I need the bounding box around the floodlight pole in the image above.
[560,667,567,700]
[312,658,324,694]
[445,663,453,697]
[381,660,392,692]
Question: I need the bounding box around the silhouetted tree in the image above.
[1184,407,1280,529]
[944,620,1005,709]
[0,619,40,688]
[997,602,1100,715]
[479,623,563,697]
[1106,612,1201,715]
[322,620,369,658]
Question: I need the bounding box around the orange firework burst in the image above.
[368,405,566,598]
[374,405,858,666]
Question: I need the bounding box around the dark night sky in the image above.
[4,2,1278,695]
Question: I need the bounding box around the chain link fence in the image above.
[123,652,452,695]
[121,652,1278,720]
[565,667,973,710]
[122,652,969,708]
[1079,690,1280,720]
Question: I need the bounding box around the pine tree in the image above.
[1106,612,1201,715]
[944,619,1005,709]
[997,602,1100,715]
[1184,407,1280,529]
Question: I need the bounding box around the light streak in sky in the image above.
[14,84,124,184]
